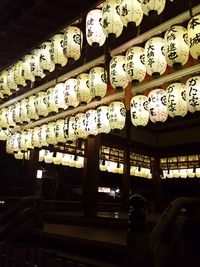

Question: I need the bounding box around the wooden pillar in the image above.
[83,135,100,218]
[152,157,162,212]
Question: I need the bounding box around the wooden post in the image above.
[83,135,100,218]
[152,157,162,212]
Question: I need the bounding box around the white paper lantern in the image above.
[33,127,41,148]
[7,66,19,92]
[50,34,67,68]
[0,71,11,96]
[164,25,189,68]
[19,131,28,152]
[22,55,35,82]
[166,170,173,178]
[120,0,143,28]
[25,129,34,150]
[46,122,58,145]
[89,67,107,100]
[130,95,149,126]
[148,89,168,123]
[102,0,123,38]
[195,168,200,178]
[109,101,126,130]
[0,129,8,141]
[35,92,49,118]
[86,9,106,47]
[20,98,30,123]
[13,61,27,88]
[145,37,167,77]
[77,73,92,104]
[100,160,107,171]
[110,55,129,91]
[75,156,84,168]
[187,168,195,178]
[6,135,14,154]
[96,105,111,134]
[44,151,54,164]
[54,83,68,111]
[85,109,98,136]
[45,87,58,114]
[39,149,46,162]
[31,49,45,79]
[7,105,16,128]
[0,108,9,129]
[75,113,88,139]
[39,41,55,73]
[126,46,146,84]
[53,152,63,165]
[172,169,180,178]
[64,78,79,108]
[140,0,166,16]
[188,14,200,60]
[12,133,21,154]
[27,95,39,121]
[55,119,66,144]
[14,152,24,160]
[186,76,200,113]
[166,82,187,117]
[63,26,83,62]
[13,102,22,125]
[39,125,49,148]
[64,116,77,142]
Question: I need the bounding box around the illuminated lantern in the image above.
[120,0,143,28]
[64,78,79,108]
[86,9,106,47]
[24,130,33,150]
[100,160,107,171]
[46,122,58,145]
[7,66,19,92]
[54,83,68,111]
[12,133,20,153]
[75,113,88,139]
[19,131,28,152]
[20,99,30,123]
[33,127,41,148]
[89,67,107,100]
[21,55,35,82]
[61,154,69,166]
[44,151,54,164]
[53,152,63,165]
[164,25,189,69]
[186,76,200,113]
[166,170,173,178]
[7,105,16,128]
[39,149,46,162]
[39,125,49,148]
[50,34,67,68]
[0,108,9,129]
[13,61,26,88]
[24,151,30,160]
[77,73,92,105]
[188,14,200,60]
[126,46,146,84]
[13,102,22,125]
[6,135,14,154]
[96,105,111,134]
[187,168,195,178]
[130,166,136,176]
[85,110,98,136]
[130,95,149,126]
[109,101,126,130]
[14,152,24,160]
[140,0,166,16]
[196,168,200,178]
[27,95,39,121]
[64,116,77,143]
[39,42,55,74]
[102,0,123,38]
[31,49,45,80]
[0,71,11,96]
[148,89,168,123]
[110,55,128,91]
[55,119,66,144]
[166,82,187,117]
[172,169,180,178]
[46,87,58,114]
[0,129,8,141]
[68,155,76,167]
[75,156,84,168]
[63,26,83,62]
[35,92,49,118]
[144,37,167,77]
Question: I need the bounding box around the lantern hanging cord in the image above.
[189,0,193,18]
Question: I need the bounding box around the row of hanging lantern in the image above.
[163,168,200,179]
[99,160,124,174]
[130,76,200,126]
[130,166,152,178]
[0,25,83,98]
[86,0,166,48]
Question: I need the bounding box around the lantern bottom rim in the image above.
[127,21,136,29]
[148,10,158,17]
[131,79,139,85]
[152,72,160,79]
[173,62,182,70]
[92,42,100,48]
[116,86,123,92]
[43,69,50,75]
[55,64,62,70]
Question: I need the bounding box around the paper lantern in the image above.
[172,169,180,178]
[35,92,49,118]
[130,95,149,126]
[19,131,28,152]
[13,61,27,88]
[77,73,92,105]
[13,133,21,153]
[196,168,200,178]
[164,25,189,68]
[188,14,200,60]
[130,166,136,176]
[100,160,107,171]
[44,151,54,164]
[0,108,9,129]
[186,76,200,113]
[12,102,22,125]
[27,95,39,121]
[55,119,66,144]
[166,170,173,178]
[53,152,63,165]
[25,129,34,150]
[64,116,77,142]
[46,122,58,145]
[148,89,168,123]
[50,34,67,68]
[96,105,111,134]
[75,113,88,139]
[102,0,123,38]
[39,149,46,162]
[33,127,41,148]
[140,0,166,16]
[166,82,187,117]
[0,129,8,141]
[6,135,14,154]
[120,0,143,28]
[85,110,98,136]
[46,87,58,114]
[39,41,55,73]
[61,153,70,166]
[89,67,107,100]
[14,152,24,160]
[20,98,30,123]
[0,71,11,96]
[54,83,68,111]
[75,156,84,168]
[7,105,16,128]
[31,49,45,79]
[64,78,79,108]
[126,46,146,84]
[86,9,106,47]
[145,37,167,77]
[63,26,83,62]
[109,101,126,130]
[39,125,49,148]
[110,55,129,91]
[7,66,19,92]
[187,168,195,178]
[22,55,35,82]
